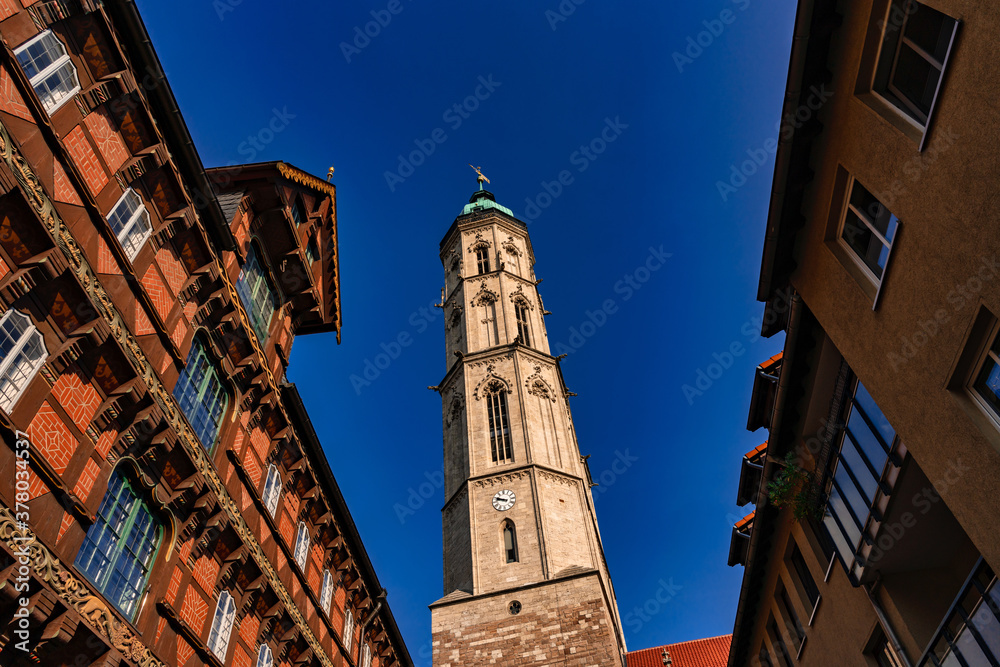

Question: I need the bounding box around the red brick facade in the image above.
[0,3,404,667]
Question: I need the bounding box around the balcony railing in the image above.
[919,558,1000,667]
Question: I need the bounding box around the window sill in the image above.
[856,92,925,148]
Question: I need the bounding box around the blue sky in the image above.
[137,0,792,659]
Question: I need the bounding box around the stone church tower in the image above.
[430,176,627,666]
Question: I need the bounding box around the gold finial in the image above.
[468,164,490,187]
[326,166,335,182]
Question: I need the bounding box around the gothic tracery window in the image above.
[486,382,512,463]
[515,300,531,346]
[476,246,491,274]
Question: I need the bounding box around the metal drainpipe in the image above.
[358,588,387,643]
[866,577,913,667]
[755,291,804,508]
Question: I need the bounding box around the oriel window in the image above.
[74,470,160,619]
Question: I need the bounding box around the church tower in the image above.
[430,173,627,666]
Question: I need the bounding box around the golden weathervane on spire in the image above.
[468,164,490,185]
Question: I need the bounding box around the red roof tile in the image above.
[744,441,768,460]
[627,635,732,667]
[759,351,783,372]
[735,512,754,532]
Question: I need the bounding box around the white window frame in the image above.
[256,644,274,667]
[207,591,236,661]
[342,608,354,652]
[0,310,48,413]
[968,320,1000,432]
[293,521,309,571]
[320,569,334,615]
[107,189,153,261]
[262,465,282,517]
[361,643,372,667]
[871,0,959,150]
[836,175,901,310]
[13,30,81,114]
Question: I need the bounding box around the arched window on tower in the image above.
[515,301,531,347]
[486,382,512,464]
[476,246,491,274]
[502,520,518,563]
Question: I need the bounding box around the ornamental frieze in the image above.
[539,470,577,487]
[472,471,528,488]
[0,506,167,667]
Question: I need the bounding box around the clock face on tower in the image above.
[492,489,516,511]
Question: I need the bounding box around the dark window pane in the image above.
[892,44,941,117]
[854,383,897,446]
[905,3,951,63]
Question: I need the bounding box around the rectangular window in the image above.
[320,570,334,614]
[108,189,152,260]
[789,544,821,612]
[872,1,958,146]
[291,199,306,227]
[0,310,47,412]
[293,522,309,570]
[262,465,282,517]
[838,177,900,308]
[14,30,81,114]
[778,585,806,653]
[207,592,236,660]
[235,245,277,341]
[306,236,320,264]
[768,618,794,667]
[868,629,906,667]
[918,559,1000,666]
[823,379,900,583]
[971,327,1000,426]
[74,471,159,619]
